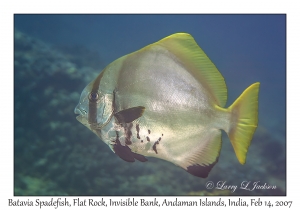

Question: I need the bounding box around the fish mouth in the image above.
[74,107,90,126]
[74,106,87,121]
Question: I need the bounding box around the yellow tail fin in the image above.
[228,82,260,164]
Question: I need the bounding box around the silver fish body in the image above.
[75,33,260,178]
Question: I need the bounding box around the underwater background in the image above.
[14,14,286,195]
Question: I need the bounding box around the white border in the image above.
[1,0,298,209]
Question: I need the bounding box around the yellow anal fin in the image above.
[228,82,260,164]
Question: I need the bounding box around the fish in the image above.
[74,33,260,178]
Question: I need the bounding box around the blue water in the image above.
[14,14,286,195]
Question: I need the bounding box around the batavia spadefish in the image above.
[74,33,260,178]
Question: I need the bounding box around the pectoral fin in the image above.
[114,106,145,123]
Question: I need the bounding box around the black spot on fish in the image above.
[148,129,151,134]
[146,136,150,142]
[141,140,143,143]
[158,137,161,141]
[162,134,163,136]
[124,123,133,145]
[152,141,159,154]
[136,124,140,139]
[113,132,147,162]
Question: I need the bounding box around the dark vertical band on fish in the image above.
[88,71,104,126]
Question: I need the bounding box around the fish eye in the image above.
[89,91,99,102]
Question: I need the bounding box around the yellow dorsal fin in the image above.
[152,33,227,107]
